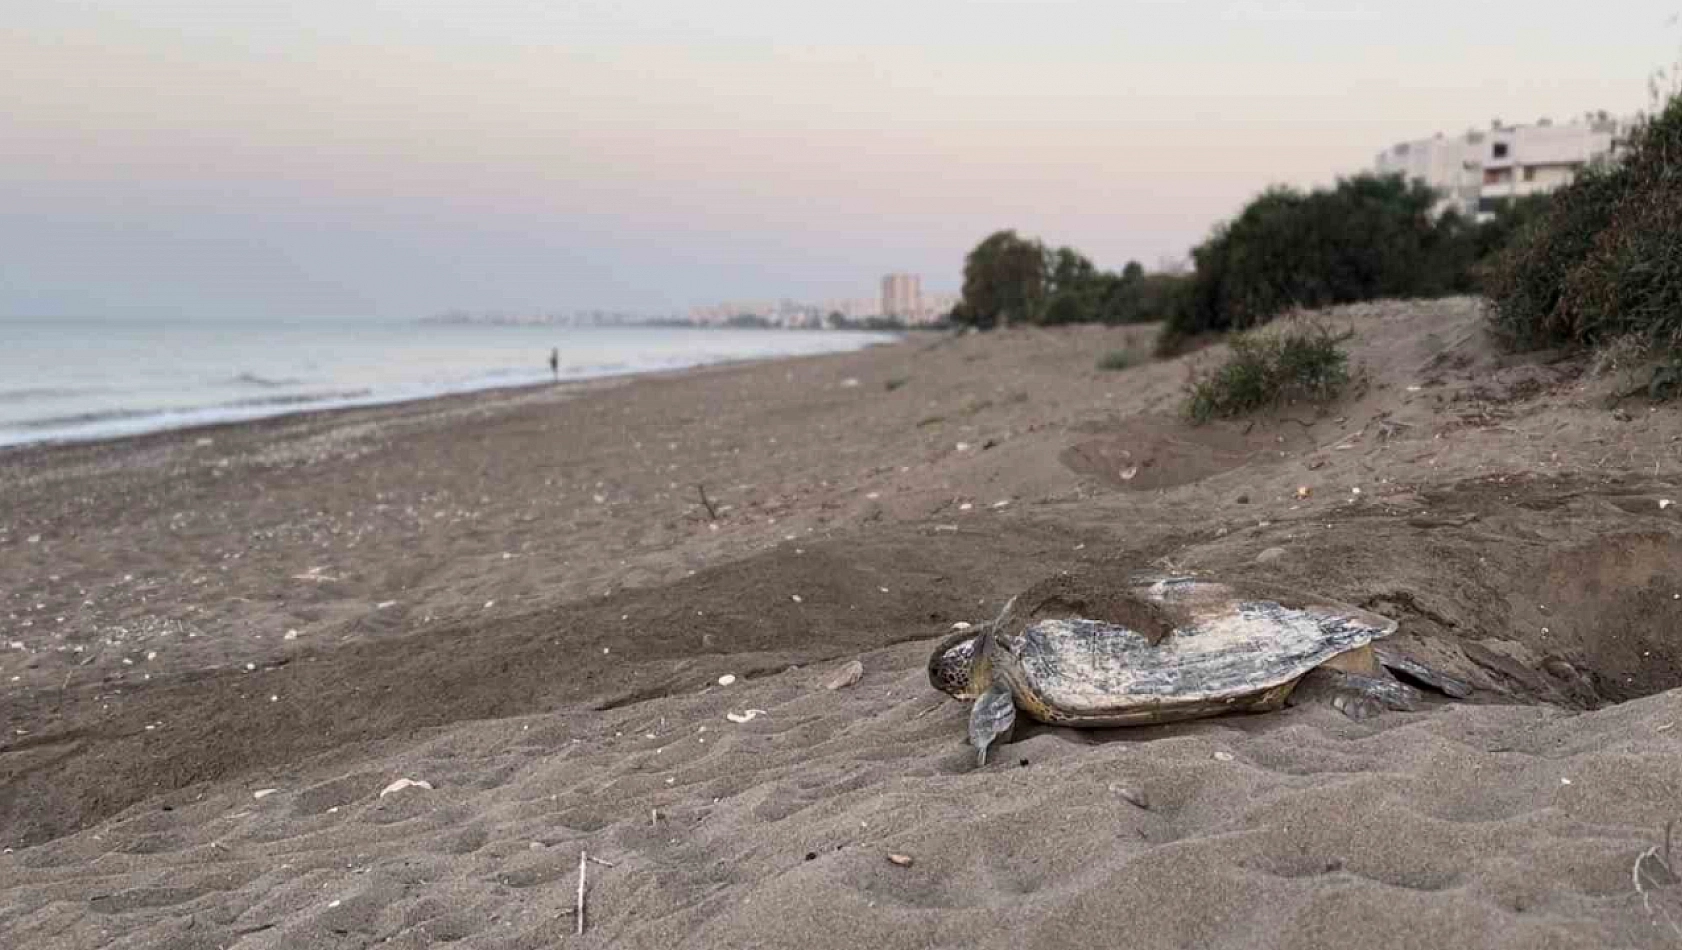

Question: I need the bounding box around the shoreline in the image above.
[0,334,905,460]
[3,327,908,453]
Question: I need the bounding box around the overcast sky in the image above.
[1,1,1675,319]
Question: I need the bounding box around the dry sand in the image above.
[8,298,1682,947]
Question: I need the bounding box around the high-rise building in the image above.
[1374,113,1634,220]
[880,273,922,321]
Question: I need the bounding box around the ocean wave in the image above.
[12,406,152,429]
[0,386,104,404]
[220,389,373,410]
[228,372,304,388]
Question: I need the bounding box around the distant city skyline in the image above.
[2,1,1677,319]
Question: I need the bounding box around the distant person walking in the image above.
[548,347,559,380]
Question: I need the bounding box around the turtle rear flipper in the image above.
[969,683,1017,766]
[1375,646,1474,699]
[1291,667,1422,720]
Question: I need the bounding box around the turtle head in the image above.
[927,629,986,699]
[926,595,1017,700]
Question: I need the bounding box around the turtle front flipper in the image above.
[1290,667,1422,721]
[968,682,1018,766]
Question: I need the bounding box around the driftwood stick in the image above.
[697,484,719,520]
[576,850,587,935]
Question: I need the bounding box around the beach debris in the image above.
[283,629,299,640]
[1295,486,1312,499]
[696,483,720,520]
[1119,466,1139,482]
[959,503,973,511]
[791,594,803,603]
[577,851,617,935]
[375,600,397,610]
[840,377,860,388]
[823,660,865,691]
[717,674,737,686]
[253,788,279,800]
[1109,784,1149,809]
[726,709,767,723]
[955,442,972,452]
[1213,751,1235,762]
[26,535,40,544]
[379,778,433,798]
[992,500,1011,508]
[1255,547,1287,564]
[575,854,587,935]
[1632,821,1682,933]
[887,853,915,868]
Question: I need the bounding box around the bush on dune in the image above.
[1485,90,1682,359]
[1183,320,1353,423]
[1166,174,1452,340]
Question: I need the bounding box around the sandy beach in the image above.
[9,298,1682,948]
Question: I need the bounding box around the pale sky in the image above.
[1,1,1675,319]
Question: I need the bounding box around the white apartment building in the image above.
[880,273,922,321]
[1375,114,1633,220]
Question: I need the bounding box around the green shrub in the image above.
[1160,172,1520,352]
[1485,92,1682,353]
[1096,349,1138,371]
[1184,321,1352,423]
[1166,175,1446,341]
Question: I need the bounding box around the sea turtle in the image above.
[927,573,1469,764]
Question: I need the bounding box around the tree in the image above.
[1165,173,1453,340]
[957,230,1049,328]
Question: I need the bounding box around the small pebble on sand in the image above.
[1111,785,1149,809]
[823,660,865,690]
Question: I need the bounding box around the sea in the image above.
[0,317,900,449]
